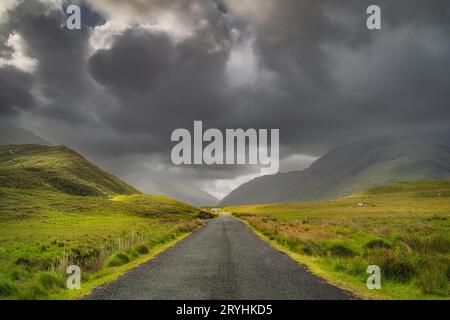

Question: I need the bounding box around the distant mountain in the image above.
[0,144,139,197]
[133,178,219,207]
[220,132,450,206]
[0,125,51,145]
[153,183,219,207]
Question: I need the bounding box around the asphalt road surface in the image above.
[86,215,353,300]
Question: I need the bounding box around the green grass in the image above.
[226,180,450,300]
[0,188,202,300]
[0,144,203,299]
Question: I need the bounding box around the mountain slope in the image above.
[141,181,219,207]
[220,133,450,206]
[121,172,219,207]
[0,125,51,145]
[0,126,217,206]
[0,144,139,197]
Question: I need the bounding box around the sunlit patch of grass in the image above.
[0,188,202,300]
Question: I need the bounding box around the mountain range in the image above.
[220,131,450,206]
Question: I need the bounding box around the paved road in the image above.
[86,215,353,300]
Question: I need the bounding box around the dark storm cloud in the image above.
[2,0,101,124]
[87,20,232,154]
[89,30,173,93]
[0,66,34,116]
[1,0,450,198]
[225,0,450,153]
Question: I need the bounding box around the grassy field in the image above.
[0,189,202,299]
[0,145,204,299]
[225,180,450,300]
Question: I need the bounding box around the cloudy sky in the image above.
[1,0,450,200]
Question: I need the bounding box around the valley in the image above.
[1,143,449,300]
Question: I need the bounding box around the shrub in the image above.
[369,250,417,282]
[135,244,149,255]
[0,279,18,298]
[106,252,130,267]
[15,257,31,266]
[285,238,300,252]
[38,272,65,290]
[301,247,312,255]
[364,239,392,250]
[196,211,216,219]
[300,241,326,257]
[330,244,356,258]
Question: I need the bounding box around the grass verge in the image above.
[226,180,450,300]
[50,232,194,300]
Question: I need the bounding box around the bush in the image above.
[330,244,356,258]
[372,250,417,282]
[0,279,18,298]
[301,246,313,256]
[284,238,300,252]
[38,272,65,290]
[106,252,130,267]
[135,244,149,255]
[364,239,392,250]
[196,211,216,219]
[300,241,326,257]
[15,257,31,266]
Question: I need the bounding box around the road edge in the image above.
[51,223,206,300]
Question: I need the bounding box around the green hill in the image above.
[0,143,219,207]
[0,144,138,197]
[0,144,203,299]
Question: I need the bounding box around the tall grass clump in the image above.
[416,262,449,296]
[106,252,130,267]
[38,271,66,290]
[0,279,18,298]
